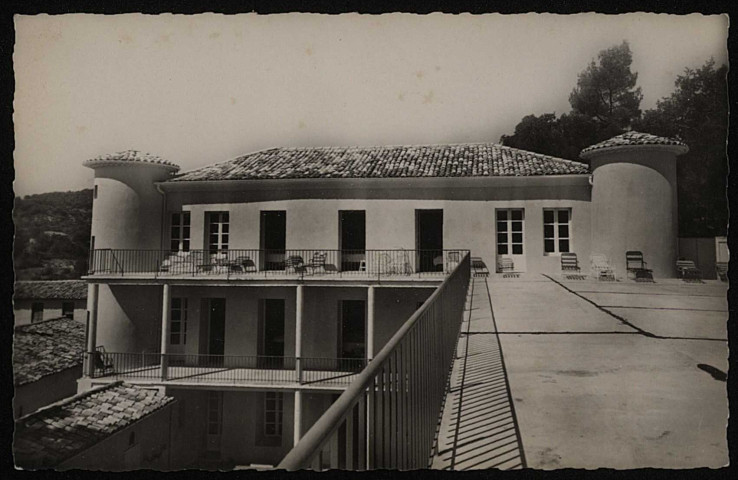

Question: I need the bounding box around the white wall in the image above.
[179,198,592,275]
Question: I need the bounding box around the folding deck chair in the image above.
[496,256,518,278]
[93,346,116,376]
[676,258,702,281]
[471,257,490,277]
[626,251,653,282]
[560,252,581,272]
[560,252,585,279]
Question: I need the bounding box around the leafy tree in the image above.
[501,42,642,160]
[569,41,643,130]
[634,59,728,236]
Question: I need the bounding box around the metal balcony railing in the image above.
[86,349,368,386]
[87,249,469,280]
[277,253,471,471]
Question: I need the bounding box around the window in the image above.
[544,209,571,254]
[207,212,229,253]
[170,212,191,252]
[264,392,284,438]
[93,185,98,199]
[62,302,74,319]
[128,431,137,447]
[170,298,188,345]
[496,209,524,255]
[31,302,44,323]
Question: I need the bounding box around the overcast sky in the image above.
[13,13,728,196]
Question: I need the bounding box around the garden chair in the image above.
[625,251,653,281]
[471,257,489,277]
[676,258,702,281]
[496,256,514,273]
[229,255,257,273]
[93,346,115,376]
[560,252,581,273]
[285,255,306,274]
[307,251,327,274]
[590,254,616,281]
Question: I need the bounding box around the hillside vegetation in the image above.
[14,189,93,280]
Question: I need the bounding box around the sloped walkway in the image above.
[432,277,526,470]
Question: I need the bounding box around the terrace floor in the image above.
[433,273,728,470]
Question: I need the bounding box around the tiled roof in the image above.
[14,280,88,300]
[14,382,175,469]
[83,150,180,171]
[168,143,590,182]
[13,317,86,386]
[580,131,688,158]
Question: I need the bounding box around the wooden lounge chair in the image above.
[590,254,616,281]
[676,258,702,281]
[560,252,580,273]
[716,262,728,282]
[626,251,653,281]
[471,257,489,277]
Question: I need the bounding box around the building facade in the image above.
[78,133,688,468]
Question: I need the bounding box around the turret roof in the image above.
[580,131,688,159]
[83,150,180,171]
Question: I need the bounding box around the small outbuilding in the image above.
[14,381,176,470]
[14,280,88,326]
[13,317,86,418]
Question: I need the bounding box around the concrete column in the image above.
[85,283,99,376]
[296,285,304,383]
[294,390,303,446]
[367,286,375,360]
[160,284,171,380]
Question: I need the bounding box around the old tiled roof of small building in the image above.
[13,317,86,386]
[580,131,688,158]
[14,280,88,300]
[168,143,590,182]
[83,150,180,171]
[14,382,175,469]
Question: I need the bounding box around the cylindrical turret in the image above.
[84,150,180,251]
[581,132,688,278]
[84,151,179,354]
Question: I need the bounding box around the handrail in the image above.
[278,253,470,470]
[87,248,469,280]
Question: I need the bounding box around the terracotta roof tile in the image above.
[14,280,88,300]
[168,143,589,183]
[580,131,688,158]
[14,382,174,469]
[13,317,86,386]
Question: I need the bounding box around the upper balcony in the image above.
[86,249,468,284]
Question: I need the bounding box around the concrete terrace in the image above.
[433,273,728,470]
